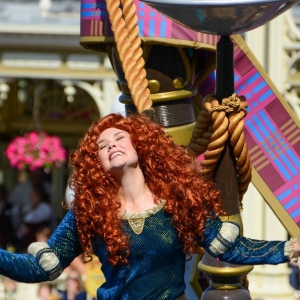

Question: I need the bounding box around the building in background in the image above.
[0,0,122,220]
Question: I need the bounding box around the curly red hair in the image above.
[69,113,222,266]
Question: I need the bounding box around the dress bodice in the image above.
[93,205,186,300]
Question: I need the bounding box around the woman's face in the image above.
[97,127,138,174]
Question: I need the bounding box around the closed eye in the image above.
[99,144,107,150]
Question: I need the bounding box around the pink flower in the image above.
[5,131,67,171]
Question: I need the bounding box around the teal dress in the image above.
[0,205,290,300]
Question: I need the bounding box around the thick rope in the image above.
[106,0,153,114]
[189,93,252,208]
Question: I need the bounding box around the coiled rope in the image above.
[189,93,252,208]
[105,0,153,115]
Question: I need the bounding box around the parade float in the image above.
[79,0,300,298]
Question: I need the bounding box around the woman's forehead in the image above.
[98,127,130,141]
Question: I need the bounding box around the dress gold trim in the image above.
[119,200,166,235]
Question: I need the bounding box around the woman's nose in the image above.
[108,143,116,150]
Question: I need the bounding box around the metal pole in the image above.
[214,35,240,215]
[199,35,252,300]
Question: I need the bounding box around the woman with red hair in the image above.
[0,113,299,300]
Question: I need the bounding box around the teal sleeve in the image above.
[0,210,82,283]
[198,217,290,265]
[218,236,289,265]
[0,250,48,283]
[46,209,82,269]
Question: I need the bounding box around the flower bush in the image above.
[5,131,67,171]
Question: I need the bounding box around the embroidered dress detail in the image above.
[209,222,240,255]
[119,200,166,234]
[28,242,63,280]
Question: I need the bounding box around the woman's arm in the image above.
[0,250,48,283]
[198,217,292,265]
[0,210,82,283]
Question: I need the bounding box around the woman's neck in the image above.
[117,172,155,213]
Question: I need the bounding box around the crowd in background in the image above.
[0,168,89,300]
[0,168,55,253]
